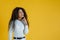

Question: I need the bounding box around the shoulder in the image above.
[15,19,21,23]
[15,19,23,25]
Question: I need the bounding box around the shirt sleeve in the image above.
[23,25,29,35]
[8,22,13,40]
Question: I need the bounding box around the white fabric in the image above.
[8,19,29,40]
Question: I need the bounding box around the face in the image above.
[18,9,24,19]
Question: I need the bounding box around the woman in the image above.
[8,7,29,40]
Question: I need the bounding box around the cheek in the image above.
[18,13,22,17]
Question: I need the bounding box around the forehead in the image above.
[19,9,23,12]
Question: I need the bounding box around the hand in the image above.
[22,17,28,25]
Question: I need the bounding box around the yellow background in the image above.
[0,0,60,40]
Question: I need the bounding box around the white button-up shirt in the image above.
[8,19,29,40]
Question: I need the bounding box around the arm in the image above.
[21,17,29,35]
[23,24,29,35]
[8,22,13,40]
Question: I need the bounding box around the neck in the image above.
[18,17,22,21]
